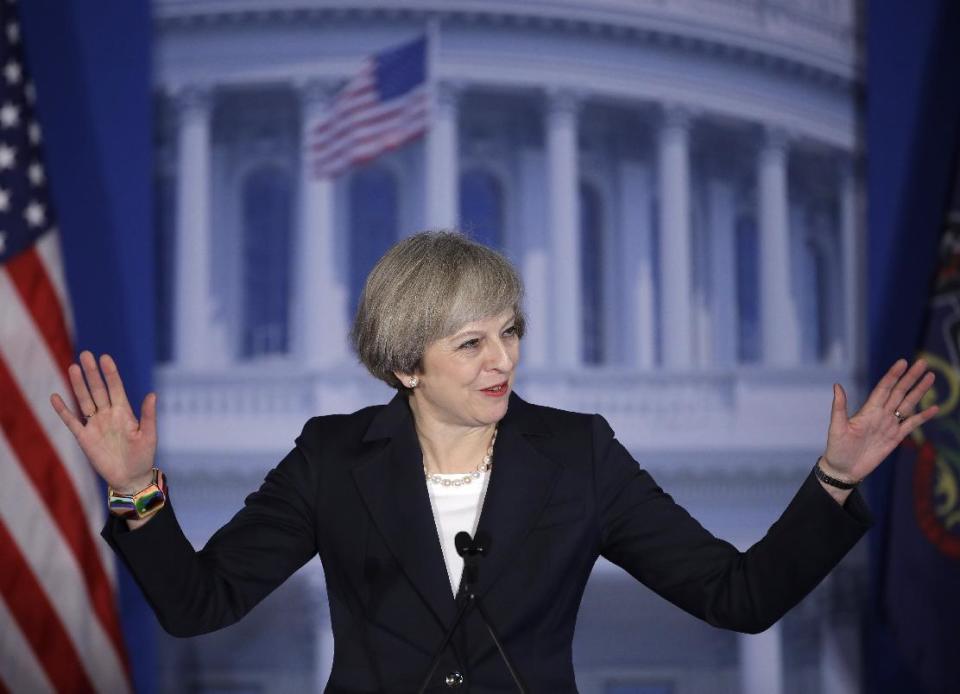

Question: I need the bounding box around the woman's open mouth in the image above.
[480,381,509,397]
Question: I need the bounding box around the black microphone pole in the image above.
[416,532,528,694]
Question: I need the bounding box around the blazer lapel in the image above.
[350,392,562,630]
[352,395,457,631]
[472,393,561,599]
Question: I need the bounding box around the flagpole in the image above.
[426,16,440,118]
[424,15,449,229]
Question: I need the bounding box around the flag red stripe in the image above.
[311,88,426,156]
[315,110,427,175]
[310,84,376,139]
[314,105,427,165]
[4,246,74,381]
[312,99,427,173]
[0,519,96,694]
[0,357,131,681]
[315,126,427,179]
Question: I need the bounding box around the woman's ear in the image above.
[394,371,419,389]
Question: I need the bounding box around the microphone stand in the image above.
[416,532,528,693]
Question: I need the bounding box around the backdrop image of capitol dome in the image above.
[148,2,864,692]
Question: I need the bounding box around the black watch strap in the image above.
[814,458,859,490]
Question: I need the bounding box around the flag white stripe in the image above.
[320,126,426,177]
[317,78,376,123]
[314,101,428,168]
[0,594,56,694]
[320,122,427,178]
[0,432,130,694]
[35,232,76,342]
[0,268,105,543]
[312,84,423,153]
[317,109,428,177]
[30,235,118,586]
[34,235,115,586]
[313,84,427,149]
[315,96,428,176]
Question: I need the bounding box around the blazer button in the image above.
[444,671,464,687]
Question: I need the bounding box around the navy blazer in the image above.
[104,391,872,693]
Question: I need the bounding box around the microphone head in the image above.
[471,531,488,555]
[455,531,473,557]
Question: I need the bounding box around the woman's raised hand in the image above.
[50,351,157,493]
[823,358,939,483]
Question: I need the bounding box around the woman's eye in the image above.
[503,325,517,336]
[460,339,479,349]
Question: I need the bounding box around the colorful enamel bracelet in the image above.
[107,468,168,520]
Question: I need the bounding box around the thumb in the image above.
[139,392,158,440]
[830,383,848,428]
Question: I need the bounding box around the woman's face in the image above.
[403,308,520,429]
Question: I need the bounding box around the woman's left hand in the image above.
[823,358,940,483]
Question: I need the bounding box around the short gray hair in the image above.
[350,230,526,390]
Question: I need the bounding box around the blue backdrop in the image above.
[18,2,156,693]
[14,0,960,691]
[866,1,960,693]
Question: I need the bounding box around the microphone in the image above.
[417,531,527,693]
[454,530,484,556]
[455,531,486,590]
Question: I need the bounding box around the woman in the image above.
[52,231,937,692]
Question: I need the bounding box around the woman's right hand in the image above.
[50,350,158,494]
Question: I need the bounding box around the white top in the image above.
[425,471,491,595]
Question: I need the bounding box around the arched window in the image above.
[349,165,398,317]
[580,182,604,365]
[241,166,292,358]
[154,171,175,363]
[802,230,840,363]
[735,215,760,363]
[459,169,503,249]
[805,238,829,360]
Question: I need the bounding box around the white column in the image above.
[738,623,784,694]
[790,201,817,363]
[519,149,549,368]
[174,86,215,367]
[657,106,694,368]
[546,89,582,367]
[839,156,861,368]
[819,573,862,694]
[425,81,459,229]
[619,160,656,369]
[708,177,738,366]
[297,80,348,366]
[758,127,800,365]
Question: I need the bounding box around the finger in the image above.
[139,392,157,441]
[883,357,929,411]
[100,354,131,412]
[893,370,935,416]
[863,359,908,410]
[50,392,85,437]
[68,362,97,416]
[80,350,110,410]
[901,403,940,433]
[830,383,849,429]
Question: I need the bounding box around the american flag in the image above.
[0,3,131,692]
[310,35,429,178]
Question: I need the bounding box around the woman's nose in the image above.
[485,338,514,371]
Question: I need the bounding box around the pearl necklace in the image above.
[424,426,497,487]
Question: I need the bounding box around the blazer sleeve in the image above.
[101,419,323,637]
[593,414,872,633]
